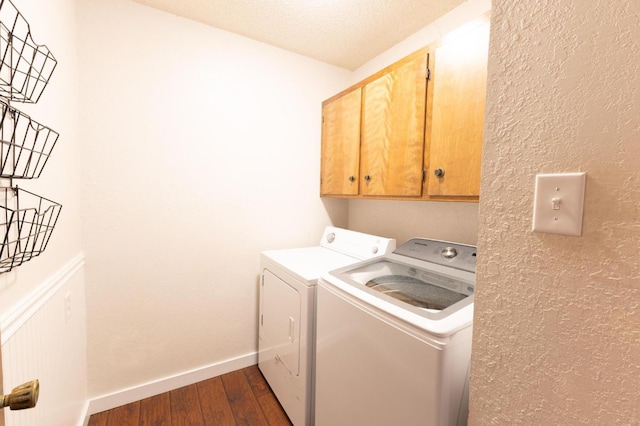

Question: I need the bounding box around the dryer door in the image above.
[260,269,301,375]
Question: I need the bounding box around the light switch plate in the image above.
[532,172,587,236]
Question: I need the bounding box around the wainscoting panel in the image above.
[1,255,87,426]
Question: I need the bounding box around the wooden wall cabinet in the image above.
[426,20,490,198]
[321,49,428,198]
[320,17,489,201]
[320,87,362,196]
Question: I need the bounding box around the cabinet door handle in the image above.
[348,175,356,182]
[364,174,371,182]
[434,168,445,178]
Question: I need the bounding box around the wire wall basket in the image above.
[0,0,57,103]
[0,99,58,178]
[0,187,61,273]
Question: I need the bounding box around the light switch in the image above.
[532,172,586,236]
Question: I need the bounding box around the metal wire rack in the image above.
[0,0,57,103]
[0,187,61,273]
[0,99,58,178]
[0,1,61,273]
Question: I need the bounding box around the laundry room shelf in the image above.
[0,0,57,103]
[0,99,58,178]
[0,187,62,273]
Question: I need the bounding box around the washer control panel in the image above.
[392,238,477,273]
[441,247,458,259]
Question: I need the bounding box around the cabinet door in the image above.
[427,21,490,197]
[360,51,428,197]
[320,88,362,196]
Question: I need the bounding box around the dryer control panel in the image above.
[393,238,477,273]
[320,226,396,260]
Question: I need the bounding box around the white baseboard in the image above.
[79,400,91,426]
[85,351,258,417]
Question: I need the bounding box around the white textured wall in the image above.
[77,0,350,398]
[471,1,640,424]
[347,0,491,245]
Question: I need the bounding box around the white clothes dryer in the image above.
[315,238,476,426]
[259,226,396,426]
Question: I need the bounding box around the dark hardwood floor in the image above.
[88,365,292,426]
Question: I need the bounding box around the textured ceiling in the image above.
[130,0,465,70]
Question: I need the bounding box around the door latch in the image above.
[1,379,39,411]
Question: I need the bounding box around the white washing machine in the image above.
[259,226,396,426]
[315,238,476,426]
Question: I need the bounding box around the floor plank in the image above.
[139,392,171,426]
[256,391,292,426]
[87,366,291,426]
[244,365,270,397]
[87,410,108,426]
[197,376,237,426]
[107,401,140,426]
[170,383,204,425]
[222,370,269,426]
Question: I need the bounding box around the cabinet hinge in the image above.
[261,314,263,326]
[426,68,431,81]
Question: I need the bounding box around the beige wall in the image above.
[470,1,640,424]
[349,200,479,245]
[77,0,350,398]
